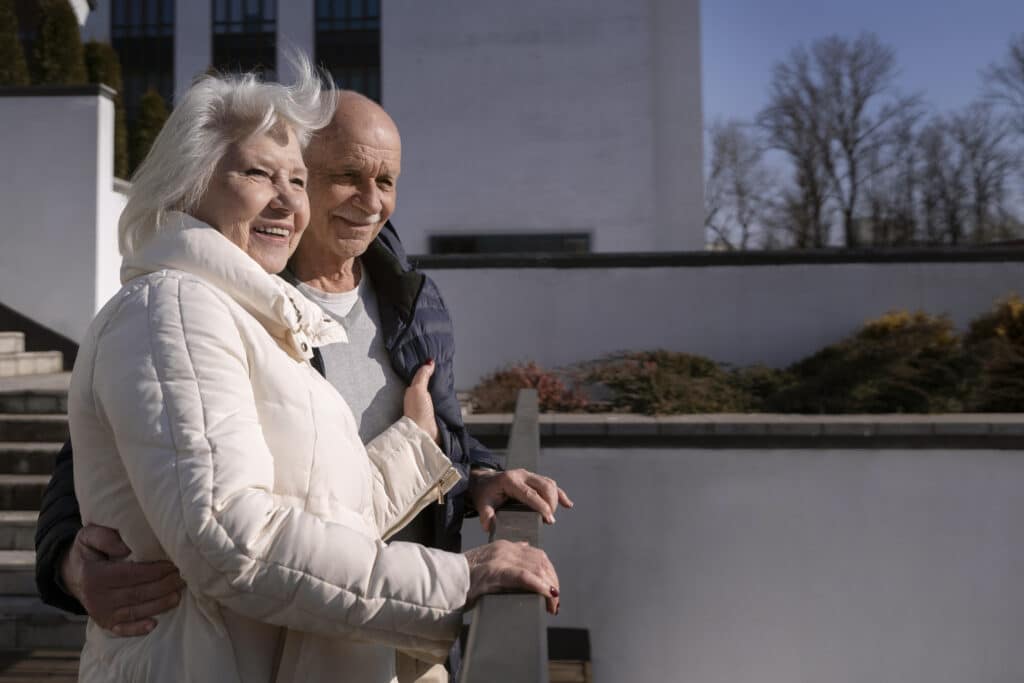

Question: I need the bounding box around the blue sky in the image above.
[702,0,1024,125]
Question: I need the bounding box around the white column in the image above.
[81,0,110,43]
[174,0,212,102]
[650,0,704,251]
[276,1,315,83]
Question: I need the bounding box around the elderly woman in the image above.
[68,62,558,682]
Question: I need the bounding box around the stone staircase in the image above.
[0,333,62,379]
[0,348,85,652]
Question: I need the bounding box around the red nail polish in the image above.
[427,358,435,364]
[550,586,559,597]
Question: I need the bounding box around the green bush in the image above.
[130,87,169,173]
[583,350,752,414]
[767,311,966,413]
[31,0,86,85]
[471,362,588,413]
[963,294,1024,411]
[0,0,29,86]
[84,41,129,178]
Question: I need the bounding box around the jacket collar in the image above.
[120,211,348,361]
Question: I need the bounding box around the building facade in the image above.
[78,0,702,253]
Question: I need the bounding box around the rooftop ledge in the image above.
[464,413,1024,449]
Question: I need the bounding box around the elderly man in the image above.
[35,91,571,681]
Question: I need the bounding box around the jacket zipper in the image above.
[383,466,462,541]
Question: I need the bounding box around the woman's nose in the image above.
[270,181,303,213]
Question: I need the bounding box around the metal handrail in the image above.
[460,389,550,683]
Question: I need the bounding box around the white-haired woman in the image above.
[69,62,558,682]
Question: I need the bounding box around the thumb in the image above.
[410,359,435,389]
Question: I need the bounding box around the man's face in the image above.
[304,117,401,263]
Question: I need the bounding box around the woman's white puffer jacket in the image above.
[69,213,469,682]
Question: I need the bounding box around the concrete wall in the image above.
[0,89,120,343]
[466,445,1024,682]
[383,0,704,254]
[424,259,1024,389]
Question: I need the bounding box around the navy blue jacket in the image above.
[34,221,499,618]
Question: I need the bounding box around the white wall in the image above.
[383,0,704,254]
[426,261,1024,389]
[0,91,120,343]
[466,446,1024,682]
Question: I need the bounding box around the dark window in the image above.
[429,234,593,255]
[315,0,381,102]
[111,0,174,126]
[212,0,277,80]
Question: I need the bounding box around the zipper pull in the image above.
[436,483,444,505]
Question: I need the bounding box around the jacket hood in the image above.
[120,212,348,360]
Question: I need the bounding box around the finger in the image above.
[514,483,554,524]
[97,560,180,589]
[111,619,157,637]
[78,525,132,559]
[526,475,560,521]
[110,588,182,627]
[410,360,435,389]
[557,487,574,509]
[110,571,185,612]
[478,505,496,533]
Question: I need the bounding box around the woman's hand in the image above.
[404,360,439,444]
[463,540,560,615]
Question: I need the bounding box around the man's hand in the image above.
[469,468,573,533]
[404,360,439,444]
[464,540,560,614]
[59,525,184,636]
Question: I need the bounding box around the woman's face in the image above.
[193,123,310,273]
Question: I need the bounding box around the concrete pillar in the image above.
[174,0,212,102]
[277,1,315,83]
[80,0,110,43]
[650,0,704,251]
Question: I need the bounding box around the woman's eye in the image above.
[291,178,306,188]
[245,168,269,178]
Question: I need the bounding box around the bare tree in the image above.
[917,119,967,244]
[704,120,776,249]
[863,107,920,245]
[758,48,832,247]
[984,34,1024,137]
[948,102,1015,242]
[759,33,921,247]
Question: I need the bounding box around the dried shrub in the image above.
[963,293,1024,411]
[767,310,966,413]
[471,362,588,413]
[583,350,751,414]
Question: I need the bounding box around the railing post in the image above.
[460,389,550,683]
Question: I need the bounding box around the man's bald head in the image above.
[306,90,401,168]
[293,90,403,280]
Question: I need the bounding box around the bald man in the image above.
[35,92,572,682]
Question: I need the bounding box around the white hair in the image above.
[118,54,337,255]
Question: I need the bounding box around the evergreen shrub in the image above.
[964,294,1024,411]
[0,0,29,86]
[32,0,86,85]
[84,41,129,178]
[130,87,169,172]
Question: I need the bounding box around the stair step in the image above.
[0,415,68,443]
[0,512,37,551]
[0,551,35,595]
[0,392,67,415]
[0,597,85,650]
[0,352,63,379]
[0,476,49,511]
[0,333,25,355]
[0,443,61,475]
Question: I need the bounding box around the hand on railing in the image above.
[463,540,560,615]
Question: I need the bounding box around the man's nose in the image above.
[354,179,383,215]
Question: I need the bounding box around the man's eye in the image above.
[377,178,394,189]
[291,178,306,188]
